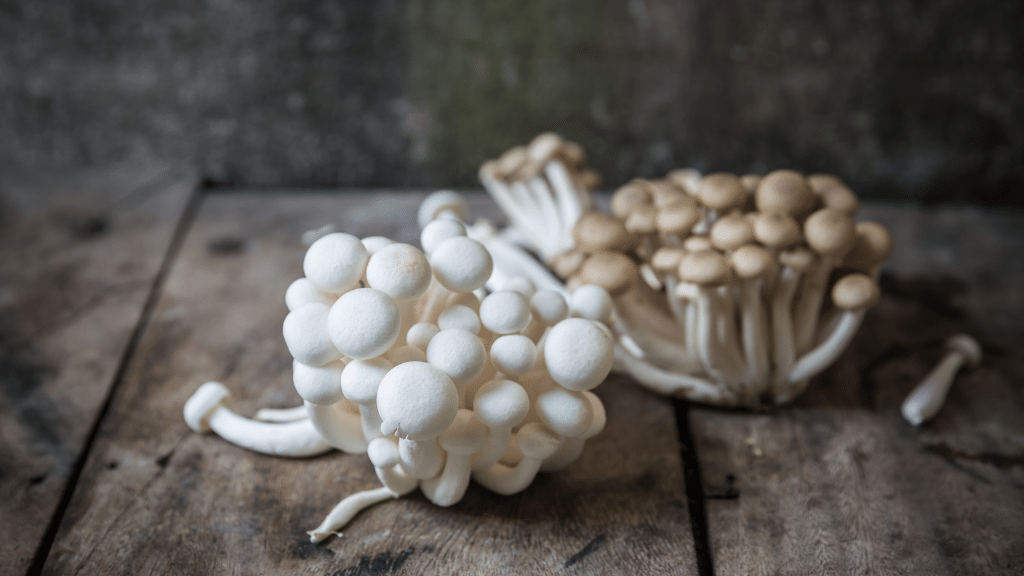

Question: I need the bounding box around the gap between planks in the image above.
[673,399,716,576]
[25,179,205,576]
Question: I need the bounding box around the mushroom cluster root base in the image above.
[475,141,893,408]
[183,208,617,541]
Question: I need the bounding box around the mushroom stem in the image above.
[770,266,802,393]
[254,405,309,423]
[398,438,446,480]
[544,161,586,238]
[901,334,982,426]
[305,400,369,454]
[714,285,747,388]
[472,423,561,495]
[784,309,866,386]
[527,176,566,255]
[471,427,511,471]
[614,346,729,403]
[792,255,833,354]
[420,452,472,507]
[307,487,397,543]
[740,278,771,395]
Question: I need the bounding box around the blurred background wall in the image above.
[1,0,1021,204]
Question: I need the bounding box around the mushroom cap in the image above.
[710,212,755,251]
[528,132,564,163]
[377,361,459,440]
[536,387,592,438]
[417,190,469,228]
[283,303,341,366]
[437,304,482,334]
[406,322,440,352]
[479,159,502,181]
[429,236,493,293]
[303,233,369,294]
[831,273,881,310]
[803,208,856,257]
[479,290,532,335]
[753,211,802,248]
[515,422,562,460]
[496,146,529,179]
[285,277,337,312]
[730,244,775,279]
[530,289,569,325]
[473,378,530,428]
[698,172,747,211]
[946,334,982,367]
[842,221,893,271]
[657,203,703,236]
[667,168,702,196]
[489,334,538,375]
[649,179,692,209]
[293,359,346,406]
[678,250,732,286]
[739,174,761,194]
[573,211,634,253]
[682,235,714,252]
[438,409,488,455]
[611,182,654,219]
[560,141,586,168]
[821,186,860,216]
[551,249,588,279]
[327,288,401,360]
[624,204,658,235]
[543,318,614,391]
[778,247,815,271]
[362,236,396,255]
[568,284,613,323]
[341,356,395,406]
[183,381,231,433]
[806,173,845,194]
[420,218,467,256]
[365,243,432,301]
[579,169,602,190]
[447,290,482,313]
[426,328,486,386]
[577,251,637,296]
[756,170,816,219]
[651,247,687,272]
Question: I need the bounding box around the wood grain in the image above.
[42,193,698,575]
[693,204,1024,575]
[0,163,197,576]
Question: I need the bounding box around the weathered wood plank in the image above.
[0,163,197,576]
[42,192,697,575]
[693,204,1024,575]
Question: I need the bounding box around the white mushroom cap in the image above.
[544,318,614,391]
[503,277,537,298]
[303,233,369,294]
[480,290,532,335]
[437,305,482,334]
[473,379,530,428]
[947,334,983,367]
[417,189,469,228]
[568,284,613,324]
[377,361,458,440]
[406,322,440,352]
[420,219,467,256]
[536,387,592,437]
[438,409,488,455]
[365,243,432,301]
[283,303,341,366]
[293,359,346,405]
[361,236,395,255]
[426,328,486,386]
[285,278,337,312]
[530,290,569,325]
[831,273,881,310]
[429,236,493,293]
[489,334,538,375]
[341,357,395,406]
[327,288,401,360]
[667,168,703,196]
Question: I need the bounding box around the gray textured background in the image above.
[1,0,1021,204]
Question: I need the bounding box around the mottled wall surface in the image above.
[1,0,1021,203]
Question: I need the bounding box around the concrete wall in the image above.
[2,0,1021,203]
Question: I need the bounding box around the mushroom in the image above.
[341,357,394,442]
[417,189,469,228]
[901,334,982,426]
[479,290,532,335]
[327,288,401,360]
[184,381,333,457]
[420,409,488,506]
[472,422,562,495]
[697,173,747,226]
[730,245,775,393]
[677,249,738,386]
[792,208,857,354]
[807,174,859,216]
[489,334,538,376]
[755,170,817,222]
[283,303,342,367]
[285,278,337,311]
[471,378,530,471]
[303,233,369,294]
[769,247,815,391]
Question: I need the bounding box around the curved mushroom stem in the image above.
[467,226,566,293]
[782,309,866,392]
[305,400,368,454]
[398,438,445,480]
[901,334,982,426]
[420,452,473,507]
[254,405,309,423]
[545,161,586,239]
[792,255,834,354]
[184,382,333,457]
[613,345,731,404]
[471,426,511,472]
[770,267,802,395]
[527,176,566,255]
[740,279,771,396]
[308,487,397,543]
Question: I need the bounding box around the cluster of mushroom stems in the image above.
[185,208,617,541]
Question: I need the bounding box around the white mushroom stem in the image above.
[544,160,587,238]
[784,309,866,387]
[770,266,802,391]
[480,173,536,243]
[305,400,368,454]
[472,423,561,496]
[184,382,333,457]
[420,450,472,507]
[398,437,446,480]
[714,285,747,388]
[792,255,834,354]
[614,347,730,404]
[471,426,511,471]
[901,334,982,426]
[468,227,565,293]
[307,487,398,543]
[739,278,771,394]
[527,176,566,253]
[254,405,309,423]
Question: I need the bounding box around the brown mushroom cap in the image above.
[731,244,775,279]
[683,235,714,252]
[657,203,703,236]
[625,204,658,235]
[803,208,856,257]
[497,146,529,179]
[573,211,635,253]
[756,170,816,219]
[821,187,860,215]
[753,211,802,248]
[678,250,732,286]
[579,170,602,191]
[806,174,846,194]
[697,173,747,212]
[842,221,893,271]
[513,160,544,181]
[528,132,564,164]
[667,168,702,196]
[649,180,693,209]
[651,247,687,273]
[551,249,588,279]
[559,141,587,168]
[739,174,762,194]
[612,182,653,219]
[578,251,637,296]
[778,247,815,271]
[479,159,502,181]
[831,273,881,310]
[710,212,756,251]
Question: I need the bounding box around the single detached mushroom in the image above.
[901,334,982,426]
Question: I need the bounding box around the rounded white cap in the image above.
[473,379,529,428]
[327,288,401,360]
[489,334,537,375]
[293,359,346,405]
[544,318,614,391]
[429,236,493,293]
[426,328,486,386]
[365,243,431,301]
[341,357,394,406]
[283,303,341,366]
[480,290,532,335]
[376,362,459,440]
[303,233,369,294]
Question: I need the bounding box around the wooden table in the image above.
[3,166,1022,575]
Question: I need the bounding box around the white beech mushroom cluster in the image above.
[476,141,892,407]
[184,216,616,542]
